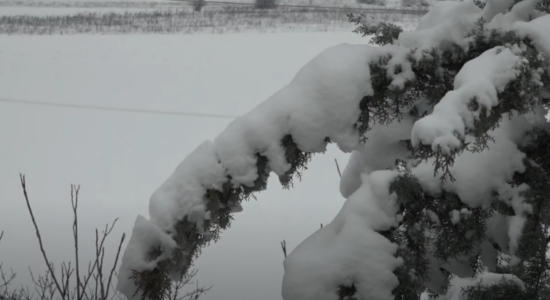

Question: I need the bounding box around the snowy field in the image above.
[3,0,548,299]
[0,0,407,9]
[0,7,162,15]
[0,0,425,34]
[0,10,420,35]
[0,32,386,300]
[0,8,422,34]
[0,0,425,297]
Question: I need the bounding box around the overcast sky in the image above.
[1,32,369,300]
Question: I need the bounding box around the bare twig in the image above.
[103,233,125,300]
[77,260,97,300]
[71,185,82,300]
[0,264,16,290]
[96,222,115,300]
[334,159,342,178]
[60,262,74,298]
[19,174,65,299]
[8,176,206,300]
[280,240,287,258]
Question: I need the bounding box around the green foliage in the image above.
[348,1,550,299]
[129,1,550,300]
[279,135,313,188]
[255,0,279,9]
[534,0,550,13]
[348,13,403,46]
[130,250,172,300]
[390,173,430,300]
[356,0,385,5]
[462,278,525,300]
[507,129,550,300]
[192,0,206,12]
[130,136,314,300]
[473,0,486,9]
[337,284,357,300]
[406,17,549,181]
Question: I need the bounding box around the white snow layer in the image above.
[411,46,526,155]
[117,217,179,299]
[118,43,387,300]
[119,1,550,299]
[282,170,402,300]
[442,273,524,300]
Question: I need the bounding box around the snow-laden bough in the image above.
[118,1,550,299]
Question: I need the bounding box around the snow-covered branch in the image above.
[119,1,550,299]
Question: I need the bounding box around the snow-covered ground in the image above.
[0,3,422,34]
[0,7,162,15]
[0,0,425,34]
[0,0,425,294]
[0,32,383,300]
[0,0,406,9]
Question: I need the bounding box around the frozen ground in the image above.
[0,32,388,300]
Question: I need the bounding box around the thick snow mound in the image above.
[339,112,414,198]
[117,216,178,298]
[119,1,550,298]
[411,47,525,154]
[282,170,402,300]
[442,273,524,300]
[118,43,385,300]
[146,43,381,233]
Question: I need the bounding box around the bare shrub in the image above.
[0,7,424,35]
[192,0,206,12]
[401,0,429,8]
[0,175,210,300]
[255,0,279,9]
[356,0,386,6]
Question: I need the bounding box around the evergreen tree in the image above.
[117,1,550,299]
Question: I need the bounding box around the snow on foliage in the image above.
[441,273,524,300]
[118,1,550,299]
[117,43,387,300]
[411,46,526,155]
[283,170,402,300]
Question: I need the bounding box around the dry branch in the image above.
[1,175,208,300]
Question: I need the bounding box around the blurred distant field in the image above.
[0,0,426,34]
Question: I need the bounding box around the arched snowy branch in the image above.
[118,1,550,299]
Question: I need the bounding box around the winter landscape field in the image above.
[0,1,422,300]
[0,32,369,300]
[0,0,425,34]
[3,1,550,300]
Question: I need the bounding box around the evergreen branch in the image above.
[348,13,403,46]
